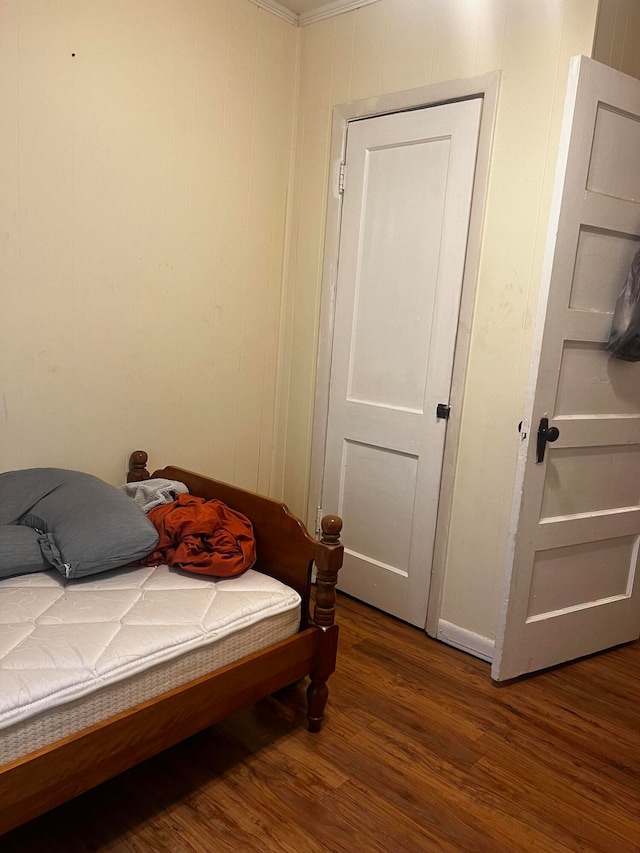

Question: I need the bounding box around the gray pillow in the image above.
[0,467,72,525]
[0,468,159,579]
[0,525,51,579]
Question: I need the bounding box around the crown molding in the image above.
[248,0,381,27]
[298,0,381,26]
[248,0,297,25]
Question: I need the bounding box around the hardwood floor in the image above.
[4,592,640,852]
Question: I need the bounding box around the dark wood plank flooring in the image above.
[4,593,640,852]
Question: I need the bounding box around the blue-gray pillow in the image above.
[0,525,51,579]
[0,468,159,579]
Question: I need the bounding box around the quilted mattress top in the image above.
[0,565,301,729]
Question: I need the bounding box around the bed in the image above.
[0,452,343,836]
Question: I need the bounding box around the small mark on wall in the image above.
[2,393,8,422]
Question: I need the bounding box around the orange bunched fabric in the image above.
[143,494,256,578]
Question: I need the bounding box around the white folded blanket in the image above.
[119,478,189,514]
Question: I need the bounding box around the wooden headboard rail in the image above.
[127,451,343,630]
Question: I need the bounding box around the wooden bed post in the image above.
[308,515,343,732]
[127,450,150,483]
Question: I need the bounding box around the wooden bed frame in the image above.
[0,452,343,836]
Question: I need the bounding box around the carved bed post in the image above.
[127,450,150,483]
[307,515,343,733]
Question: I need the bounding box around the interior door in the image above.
[493,56,640,681]
[321,100,482,627]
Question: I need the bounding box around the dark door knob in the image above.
[536,417,560,463]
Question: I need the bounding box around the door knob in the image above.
[536,417,560,463]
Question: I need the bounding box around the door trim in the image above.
[308,71,500,634]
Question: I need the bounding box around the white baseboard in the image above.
[436,620,495,663]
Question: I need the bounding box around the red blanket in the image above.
[143,494,256,578]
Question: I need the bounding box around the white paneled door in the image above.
[493,57,640,681]
[321,100,482,627]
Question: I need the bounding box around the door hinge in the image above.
[338,161,346,195]
[436,403,451,420]
[315,506,323,537]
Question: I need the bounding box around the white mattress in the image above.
[0,564,301,763]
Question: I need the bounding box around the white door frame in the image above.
[308,71,500,633]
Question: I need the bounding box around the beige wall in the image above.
[1,0,605,644]
[0,0,297,489]
[594,0,640,78]
[279,0,599,640]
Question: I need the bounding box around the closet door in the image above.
[321,99,482,627]
[493,57,640,680]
